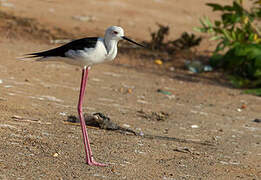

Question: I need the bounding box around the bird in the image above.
[26,26,144,167]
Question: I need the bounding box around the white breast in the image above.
[105,43,118,61]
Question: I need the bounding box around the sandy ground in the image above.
[0,0,260,179]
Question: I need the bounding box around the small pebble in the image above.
[137,99,148,104]
[111,168,116,173]
[220,161,229,165]
[241,104,247,109]
[123,124,130,128]
[191,125,199,128]
[127,88,132,94]
[169,67,175,71]
[59,112,67,116]
[154,59,163,65]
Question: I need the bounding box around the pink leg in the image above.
[78,66,106,166]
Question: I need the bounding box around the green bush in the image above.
[211,43,261,88]
[195,0,261,92]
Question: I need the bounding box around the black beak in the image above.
[122,36,145,48]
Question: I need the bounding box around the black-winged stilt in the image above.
[26,26,144,166]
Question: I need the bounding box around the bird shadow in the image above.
[65,113,214,147]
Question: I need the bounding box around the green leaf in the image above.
[221,29,233,41]
[193,27,206,33]
[229,75,250,88]
[202,16,213,27]
[244,88,261,96]
[232,1,243,15]
[248,33,255,42]
[223,5,234,11]
[206,3,224,11]
[222,13,241,25]
[254,69,261,77]
[210,36,222,41]
[255,56,261,67]
[241,44,261,60]
[236,31,245,42]
[215,42,225,53]
[231,31,237,40]
[214,20,221,27]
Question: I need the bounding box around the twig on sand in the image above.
[11,115,51,125]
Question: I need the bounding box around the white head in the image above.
[105,26,124,41]
[104,26,144,47]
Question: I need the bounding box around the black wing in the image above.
[26,37,98,58]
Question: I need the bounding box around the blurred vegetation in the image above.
[195,0,261,95]
[0,10,73,42]
[144,24,202,54]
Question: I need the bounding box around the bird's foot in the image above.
[87,160,107,167]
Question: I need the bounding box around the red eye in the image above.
[113,31,118,34]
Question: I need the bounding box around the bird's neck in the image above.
[104,39,118,55]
